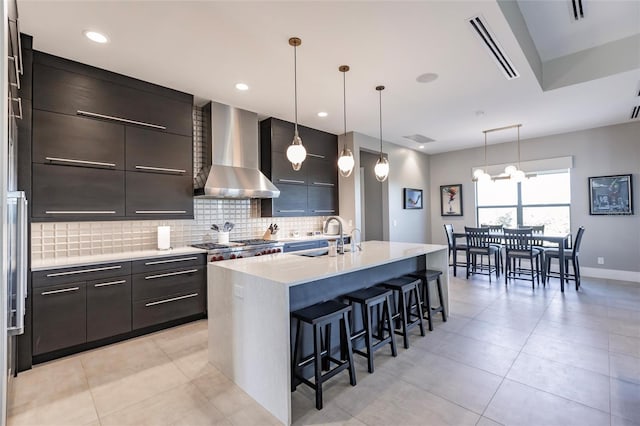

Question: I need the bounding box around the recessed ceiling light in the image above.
[235,83,249,91]
[416,73,438,83]
[83,30,108,44]
[317,112,328,117]
[419,145,425,149]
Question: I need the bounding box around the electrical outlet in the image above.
[597,257,604,265]
[234,284,244,299]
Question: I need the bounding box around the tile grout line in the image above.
[78,357,103,426]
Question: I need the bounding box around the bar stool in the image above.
[343,287,397,373]
[291,300,356,410]
[407,269,447,331]
[379,276,425,349]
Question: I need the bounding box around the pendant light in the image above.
[374,85,389,182]
[286,37,306,171]
[337,65,355,178]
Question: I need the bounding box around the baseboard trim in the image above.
[581,267,640,283]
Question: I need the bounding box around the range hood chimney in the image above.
[194,102,280,198]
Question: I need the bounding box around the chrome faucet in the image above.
[324,216,344,254]
[350,228,362,251]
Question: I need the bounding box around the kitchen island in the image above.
[207,241,448,424]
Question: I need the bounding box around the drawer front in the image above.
[32,163,125,219]
[283,240,323,253]
[132,254,206,274]
[86,275,132,342]
[33,262,131,288]
[125,171,193,219]
[133,290,205,330]
[132,266,204,302]
[33,62,193,136]
[125,127,192,175]
[32,282,87,355]
[308,186,338,216]
[33,109,125,169]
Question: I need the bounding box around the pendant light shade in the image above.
[286,37,306,171]
[504,164,517,176]
[337,65,354,178]
[374,85,389,182]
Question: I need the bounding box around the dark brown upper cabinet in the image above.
[125,127,192,175]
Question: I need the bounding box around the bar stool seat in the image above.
[379,276,425,349]
[343,287,397,373]
[407,269,447,331]
[291,300,356,410]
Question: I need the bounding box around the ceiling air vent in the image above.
[403,134,436,145]
[631,106,639,120]
[468,15,519,80]
[570,0,585,21]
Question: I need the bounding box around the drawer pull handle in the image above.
[145,293,199,307]
[277,210,305,213]
[312,182,335,187]
[135,165,186,174]
[10,97,22,119]
[41,287,79,295]
[77,110,167,130]
[307,153,325,159]
[313,210,335,213]
[278,179,305,184]
[8,55,20,89]
[94,280,127,288]
[145,257,198,266]
[45,157,116,168]
[145,269,198,280]
[135,210,187,214]
[46,265,121,277]
[45,211,117,215]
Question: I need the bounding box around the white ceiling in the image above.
[17,1,640,154]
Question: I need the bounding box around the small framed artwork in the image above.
[441,184,463,216]
[589,174,633,215]
[403,188,423,209]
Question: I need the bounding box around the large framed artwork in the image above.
[440,184,463,216]
[403,188,423,209]
[589,175,633,215]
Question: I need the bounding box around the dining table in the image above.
[452,231,573,292]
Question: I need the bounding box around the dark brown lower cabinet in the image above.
[86,275,132,342]
[32,282,87,355]
[133,291,205,330]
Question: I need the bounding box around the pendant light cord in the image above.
[484,132,488,172]
[294,44,298,134]
[517,125,521,169]
[343,71,347,136]
[378,89,383,156]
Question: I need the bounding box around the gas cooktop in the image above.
[191,239,276,251]
[191,239,284,262]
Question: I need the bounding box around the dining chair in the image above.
[520,224,545,279]
[545,226,585,290]
[481,224,505,273]
[444,224,468,277]
[503,228,543,288]
[464,227,500,282]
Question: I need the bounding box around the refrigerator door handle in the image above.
[8,192,27,336]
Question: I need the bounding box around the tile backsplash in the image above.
[31,199,325,259]
[31,106,327,260]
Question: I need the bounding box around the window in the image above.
[476,171,571,235]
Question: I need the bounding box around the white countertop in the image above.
[209,241,447,287]
[31,247,207,271]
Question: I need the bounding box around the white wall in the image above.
[339,131,431,243]
[429,121,640,276]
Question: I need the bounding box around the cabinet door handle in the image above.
[46,157,116,168]
[46,265,122,277]
[145,257,198,266]
[290,242,316,248]
[313,210,335,213]
[135,210,187,214]
[9,97,22,119]
[307,153,325,159]
[77,110,167,130]
[8,55,20,89]
[278,179,305,184]
[45,211,117,215]
[277,210,305,213]
[312,182,335,187]
[144,269,198,280]
[145,293,199,307]
[41,287,80,296]
[94,280,127,288]
[135,165,186,174]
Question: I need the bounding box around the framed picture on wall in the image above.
[403,188,423,209]
[440,184,463,216]
[589,174,633,215]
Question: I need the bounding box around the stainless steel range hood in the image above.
[194,102,280,198]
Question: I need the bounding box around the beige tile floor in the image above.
[8,272,640,426]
